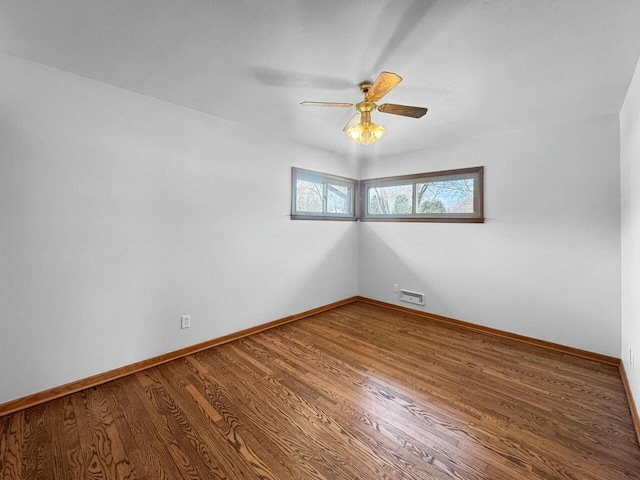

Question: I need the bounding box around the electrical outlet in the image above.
[181,315,191,329]
[393,284,399,292]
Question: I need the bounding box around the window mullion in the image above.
[412,182,417,215]
[323,181,328,214]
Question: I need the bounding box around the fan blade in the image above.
[343,112,360,132]
[366,72,402,102]
[378,103,428,118]
[300,101,353,107]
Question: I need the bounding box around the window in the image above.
[360,167,484,222]
[291,168,357,220]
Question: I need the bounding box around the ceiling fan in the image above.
[300,71,428,145]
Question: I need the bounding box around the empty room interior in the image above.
[2,1,640,478]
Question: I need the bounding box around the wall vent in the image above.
[399,289,424,305]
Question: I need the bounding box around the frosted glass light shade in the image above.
[345,122,386,145]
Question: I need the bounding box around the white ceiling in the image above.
[2,0,640,157]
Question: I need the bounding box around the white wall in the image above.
[0,48,630,405]
[0,53,359,404]
[359,115,622,357]
[621,55,640,407]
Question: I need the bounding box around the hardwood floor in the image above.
[1,301,639,479]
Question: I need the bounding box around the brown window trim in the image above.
[290,214,358,221]
[359,166,484,223]
[291,166,484,223]
[291,167,358,221]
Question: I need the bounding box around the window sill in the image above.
[290,215,358,221]
[360,217,484,223]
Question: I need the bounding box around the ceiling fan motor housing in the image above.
[356,101,376,124]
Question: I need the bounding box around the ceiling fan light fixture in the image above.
[345,122,386,145]
[301,71,426,146]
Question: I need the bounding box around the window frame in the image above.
[360,166,484,223]
[291,167,358,221]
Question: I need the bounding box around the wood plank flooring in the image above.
[1,301,639,479]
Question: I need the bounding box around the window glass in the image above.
[367,184,413,215]
[295,179,324,213]
[361,167,484,223]
[292,166,483,223]
[291,168,357,220]
[327,183,352,214]
[415,179,475,214]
